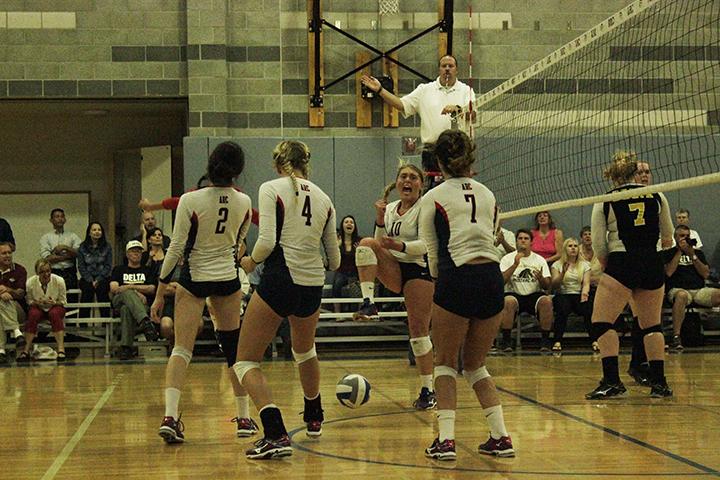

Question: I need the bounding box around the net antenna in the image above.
[379,0,399,16]
[470,0,719,220]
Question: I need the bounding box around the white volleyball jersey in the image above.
[160,187,252,283]
[251,176,340,286]
[419,177,499,278]
[375,199,426,266]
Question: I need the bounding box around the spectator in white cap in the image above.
[109,240,158,360]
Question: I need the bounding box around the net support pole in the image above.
[467,2,474,138]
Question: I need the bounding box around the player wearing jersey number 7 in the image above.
[586,151,674,400]
[418,130,514,461]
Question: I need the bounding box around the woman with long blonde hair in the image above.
[550,237,591,351]
[586,150,673,399]
[353,161,437,410]
[233,140,340,459]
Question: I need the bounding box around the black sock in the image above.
[630,318,647,367]
[502,329,512,342]
[602,356,621,384]
[541,330,550,341]
[260,407,287,439]
[303,394,324,422]
[648,360,665,385]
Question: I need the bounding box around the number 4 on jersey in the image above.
[301,196,312,226]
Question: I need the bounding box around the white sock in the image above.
[360,282,375,302]
[437,409,455,442]
[12,329,22,338]
[235,395,250,419]
[484,405,509,439]
[164,387,181,420]
[420,374,433,390]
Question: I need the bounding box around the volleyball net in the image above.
[470,0,719,219]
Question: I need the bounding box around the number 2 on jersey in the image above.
[215,207,229,234]
[628,202,646,226]
[464,194,477,223]
[301,196,312,226]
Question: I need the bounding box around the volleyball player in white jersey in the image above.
[152,142,255,443]
[233,140,340,460]
[586,151,674,400]
[352,162,436,409]
[419,130,513,461]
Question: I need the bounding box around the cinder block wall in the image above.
[1,0,639,137]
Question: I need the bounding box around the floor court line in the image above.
[496,385,720,477]
[289,378,715,477]
[40,374,123,480]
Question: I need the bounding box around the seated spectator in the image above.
[550,238,591,352]
[39,208,81,291]
[77,222,112,317]
[333,215,362,314]
[110,240,158,360]
[499,229,553,352]
[18,259,67,362]
[663,225,719,350]
[531,210,564,264]
[143,227,167,277]
[674,208,703,248]
[0,242,26,363]
[494,222,516,258]
[0,217,15,251]
[579,225,602,351]
[135,211,171,250]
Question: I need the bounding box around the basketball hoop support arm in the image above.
[308,0,455,108]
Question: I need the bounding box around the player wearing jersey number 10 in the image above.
[233,140,340,460]
[418,130,514,460]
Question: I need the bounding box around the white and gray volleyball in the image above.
[335,374,371,408]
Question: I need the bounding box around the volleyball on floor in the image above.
[335,374,371,408]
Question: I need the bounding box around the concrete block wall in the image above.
[1,0,671,137]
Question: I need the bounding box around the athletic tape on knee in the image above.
[641,324,663,336]
[463,366,490,387]
[217,328,240,368]
[170,346,193,366]
[233,360,260,385]
[410,336,433,357]
[433,365,458,381]
[590,322,615,340]
[355,246,378,267]
[292,345,317,364]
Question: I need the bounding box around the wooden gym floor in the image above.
[2,350,719,479]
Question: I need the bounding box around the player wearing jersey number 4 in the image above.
[233,140,340,460]
[586,151,674,400]
[153,142,258,444]
[419,130,513,461]
[353,163,436,410]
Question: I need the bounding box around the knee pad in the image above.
[170,346,193,366]
[233,360,260,385]
[292,345,317,364]
[216,328,240,368]
[590,322,615,340]
[433,365,458,381]
[355,246,377,267]
[463,366,490,388]
[410,336,433,357]
[641,324,663,336]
